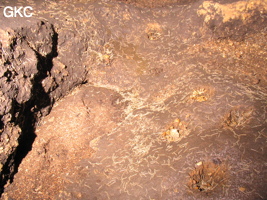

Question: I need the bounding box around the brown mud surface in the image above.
[0,0,267,199]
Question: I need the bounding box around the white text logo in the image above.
[3,6,33,18]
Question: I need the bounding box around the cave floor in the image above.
[1,0,267,199]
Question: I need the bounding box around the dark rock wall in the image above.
[0,21,56,190]
[0,9,108,190]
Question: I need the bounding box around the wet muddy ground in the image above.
[0,0,267,199]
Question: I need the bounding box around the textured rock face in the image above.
[198,0,267,40]
[0,0,267,199]
[0,21,56,190]
[0,18,103,190]
[0,4,108,190]
[115,0,199,7]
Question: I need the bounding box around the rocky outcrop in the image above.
[197,0,267,40]
[0,21,57,191]
[0,7,109,192]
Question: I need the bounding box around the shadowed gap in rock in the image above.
[0,25,58,196]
